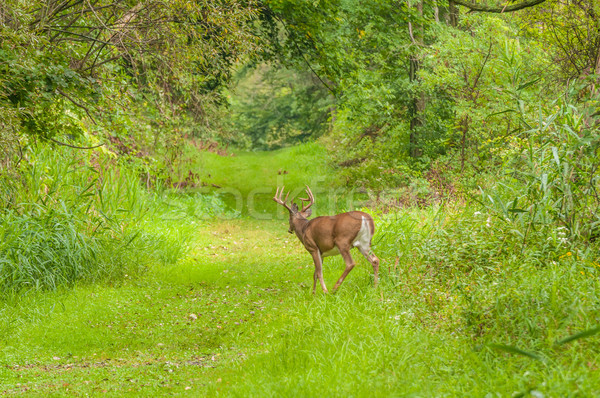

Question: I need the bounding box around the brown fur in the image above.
[289,210,379,293]
[274,187,380,293]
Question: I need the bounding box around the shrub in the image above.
[0,143,228,297]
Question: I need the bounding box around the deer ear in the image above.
[291,203,298,213]
[301,208,312,218]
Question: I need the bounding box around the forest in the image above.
[1,0,600,395]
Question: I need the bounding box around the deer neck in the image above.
[292,217,310,243]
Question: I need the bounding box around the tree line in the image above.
[1,1,599,188]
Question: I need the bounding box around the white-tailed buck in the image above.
[273,186,380,293]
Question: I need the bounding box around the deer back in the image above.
[302,211,374,253]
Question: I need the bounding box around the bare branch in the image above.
[452,0,547,13]
[47,136,104,150]
[83,54,122,72]
[408,21,416,45]
[30,0,85,27]
[268,9,337,97]
[56,88,97,123]
[51,2,120,22]
[48,27,114,46]
[470,40,494,102]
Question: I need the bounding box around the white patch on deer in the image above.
[353,216,372,258]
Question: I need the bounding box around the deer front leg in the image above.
[310,251,328,294]
[333,244,355,292]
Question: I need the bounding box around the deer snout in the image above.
[288,228,293,234]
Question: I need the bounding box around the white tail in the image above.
[273,186,380,293]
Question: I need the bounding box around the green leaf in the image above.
[517,77,542,91]
[485,109,517,119]
[555,325,600,346]
[486,343,545,362]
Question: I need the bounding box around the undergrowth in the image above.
[0,144,227,298]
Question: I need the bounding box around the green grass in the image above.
[2,216,600,396]
[2,142,600,396]
[0,145,218,296]
[187,142,353,216]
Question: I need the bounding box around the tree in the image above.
[518,0,600,80]
[0,0,261,151]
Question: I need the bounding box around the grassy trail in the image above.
[3,143,600,396]
[0,143,403,396]
[0,218,304,395]
[186,142,338,216]
[0,217,426,397]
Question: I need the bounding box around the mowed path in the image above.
[1,144,482,396]
[0,218,324,396]
[0,213,519,397]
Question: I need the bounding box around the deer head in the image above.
[273,186,314,234]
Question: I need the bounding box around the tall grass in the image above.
[363,95,600,372]
[0,144,226,297]
[474,96,600,252]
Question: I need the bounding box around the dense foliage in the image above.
[251,0,599,193]
[0,0,261,156]
[0,0,265,294]
[224,64,333,150]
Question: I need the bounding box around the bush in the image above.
[0,143,229,297]
[372,90,600,351]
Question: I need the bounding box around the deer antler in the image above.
[298,185,315,213]
[273,186,293,212]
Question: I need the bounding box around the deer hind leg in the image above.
[333,243,356,292]
[310,251,328,294]
[357,244,380,287]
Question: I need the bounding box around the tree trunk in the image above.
[409,1,424,159]
[448,0,458,27]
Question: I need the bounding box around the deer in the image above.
[273,186,380,293]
